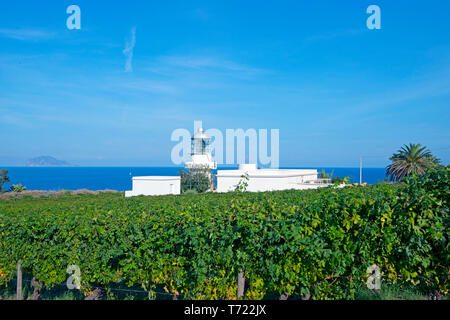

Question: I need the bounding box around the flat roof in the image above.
[132,176,180,180]
[216,169,317,178]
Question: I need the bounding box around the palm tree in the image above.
[386,143,440,182]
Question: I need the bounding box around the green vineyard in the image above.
[0,167,448,299]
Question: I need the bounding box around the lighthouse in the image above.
[185,128,217,170]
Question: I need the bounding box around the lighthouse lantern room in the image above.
[185,128,217,170]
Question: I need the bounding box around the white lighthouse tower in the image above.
[185,127,217,170]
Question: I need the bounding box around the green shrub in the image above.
[0,166,448,299]
[9,184,26,192]
[183,189,198,195]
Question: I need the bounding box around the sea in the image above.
[1,167,388,191]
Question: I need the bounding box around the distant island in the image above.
[26,156,73,167]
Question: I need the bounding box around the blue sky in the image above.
[0,0,449,167]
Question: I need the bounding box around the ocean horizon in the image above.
[1,166,388,191]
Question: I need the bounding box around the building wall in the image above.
[125,177,181,197]
[216,176,289,192]
[216,170,319,193]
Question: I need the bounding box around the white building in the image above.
[216,164,328,193]
[125,176,180,197]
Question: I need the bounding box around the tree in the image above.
[386,143,440,182]
[0,169,10,193]
[179,166,212,193]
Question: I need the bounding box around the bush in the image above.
[183,189,198,195]
[9,184,26,192]
[0,166,448,299]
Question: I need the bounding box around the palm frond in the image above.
[385,143,440,182]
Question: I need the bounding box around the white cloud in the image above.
[123,27,136,72]
[145,54,269,81]
[117,80,178,94]
[0,28,56,41]
[161,55,262,73]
